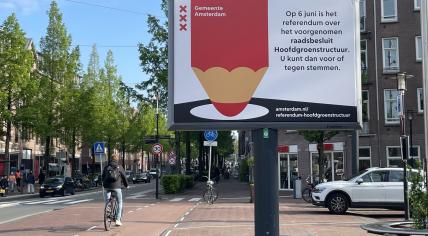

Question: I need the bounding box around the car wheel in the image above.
[39,193,44,198]
[60,189,65,196]
[71,188,75,195]
[327,193,349,214]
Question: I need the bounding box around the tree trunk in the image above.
[72,128,76,177]
[317,142,325,183]
[5,88,12,176]
[44,135,51,173]
[185,131,191,175]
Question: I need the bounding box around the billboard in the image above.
[168,0,361,130]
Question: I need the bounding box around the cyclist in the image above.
[102,153,129,226]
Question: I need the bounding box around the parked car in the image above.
[311,167,421,214]
[131,172,151,184]
[125,170,132,181]
[40,176,75,197]
[149,168,159,177]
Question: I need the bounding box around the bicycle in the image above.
[202,176,218,204]
[302,176,316,203]
[104,190,123,231]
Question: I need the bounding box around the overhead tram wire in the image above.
[72,44,138,48]
[62,0,166,18]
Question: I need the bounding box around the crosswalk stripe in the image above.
[44,199,73,205]
[188,198,201,202]
[25,199,59,205]
[64,199,93,205]
[170,198,184,202]
[0,203,19,208]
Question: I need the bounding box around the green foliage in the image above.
[161,174,194,194]
[409,161,427,229]
[137,0,168,109]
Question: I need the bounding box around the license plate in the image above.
[45,190,53,193]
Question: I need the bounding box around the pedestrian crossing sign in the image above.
[94,142,104,154]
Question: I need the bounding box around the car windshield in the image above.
[345,169,369,181]
[45,178,63,184]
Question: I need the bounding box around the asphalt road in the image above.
[0,181,156,225]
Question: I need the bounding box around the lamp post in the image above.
[154,93,160,199]
[397,72,413,220]
[407,110,415,168]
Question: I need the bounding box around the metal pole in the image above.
[208,145,212,181]
[253,128,279,236]
[351,130,359,175]
[399,90,410,220]
[156,111,159,199]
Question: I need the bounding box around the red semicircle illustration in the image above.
[191,0,269,117]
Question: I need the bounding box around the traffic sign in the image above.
[152,143,163,155]
[204,130,218,141]
[168,152,177,165]
[94,142,104,154]
[204,141,218,147]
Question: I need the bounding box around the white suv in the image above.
[312,167,419,214]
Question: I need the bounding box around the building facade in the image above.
[239,0,424,190]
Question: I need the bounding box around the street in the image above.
[0,179,404,236]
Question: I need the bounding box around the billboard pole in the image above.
[253,128,279,236]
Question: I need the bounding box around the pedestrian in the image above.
[8,172,16,193]
[15,170,21,193]
[0,176,8,196]
[26,171,35,194]
[38,171,45,186]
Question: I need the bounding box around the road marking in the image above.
[179,217,185,222]
[219,197,251,200]
[25,199,59,205]
[0,210,52,225]
[0,203,19,208]
[174,223,180,228]
[188,198,201,202]
[164,230,172,236]
[64,199,93,205]
[184,212,190,216]
[170,198,184,202]
[145,205,149,208]
[136,208,143,211]
[130,189,155,196]
[128,210,134,213]
[44,199,73,205]
[86,226,97,231]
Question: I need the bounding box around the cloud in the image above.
[0,0,41,15]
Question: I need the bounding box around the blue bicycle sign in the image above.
[204,130,218,141]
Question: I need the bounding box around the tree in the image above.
[299,130,338,182]
[137,0,168,109]
[0,14,35,175]
[35,0,73,172]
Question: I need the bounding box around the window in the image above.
[381,0,397,22]
[361,171,388,182]
[360,0,366,31]
[416,36,422,62]
[362,90,369,133]
[382,38,399,72]
[387,146,402,167]
[384,89,399,124]
[361,40,368,83]
[358,147,371,171]
[417,88,424,113]
[415,0,421,10]
[389,170,404,182]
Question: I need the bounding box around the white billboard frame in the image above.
[168,0,362,130]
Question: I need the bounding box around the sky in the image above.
[0,0,166,89]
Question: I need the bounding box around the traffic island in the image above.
[361,221,428,235]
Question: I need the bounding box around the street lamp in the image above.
[396,72,413,220]
[407,110,415,168]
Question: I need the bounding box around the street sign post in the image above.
[152,143,163,155]
[204,131,218,182]
[94,141,105,199]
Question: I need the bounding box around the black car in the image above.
[131,172,151,184]
[40,176,75,197]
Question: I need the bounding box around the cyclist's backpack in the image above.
[104,165,120,183]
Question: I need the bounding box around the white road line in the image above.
[130,189,155,196]
[128,210,134,213]
[86,226,97,231]
[0,203,19,209]
[184,212,190,216]
[179,217,185,222]
[144,205,149,208]
[136,208,143,211]
[174,223,180,228]
[170,198,184,202]
[219,197,251,200]
[188,198,201,202]
[44,199,73,205]
[64,199,93,205]
[25,199,59,205]
[164,230,172,236]
[0,210,52,225]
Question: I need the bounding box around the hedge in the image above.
[161,175,194,194]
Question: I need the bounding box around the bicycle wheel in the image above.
[203,190,218,204]
[104,199,115,231]
[302,188,312,203]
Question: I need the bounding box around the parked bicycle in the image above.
[302,176,316,203]
[202,176,218,204]
[104,190,123,231]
